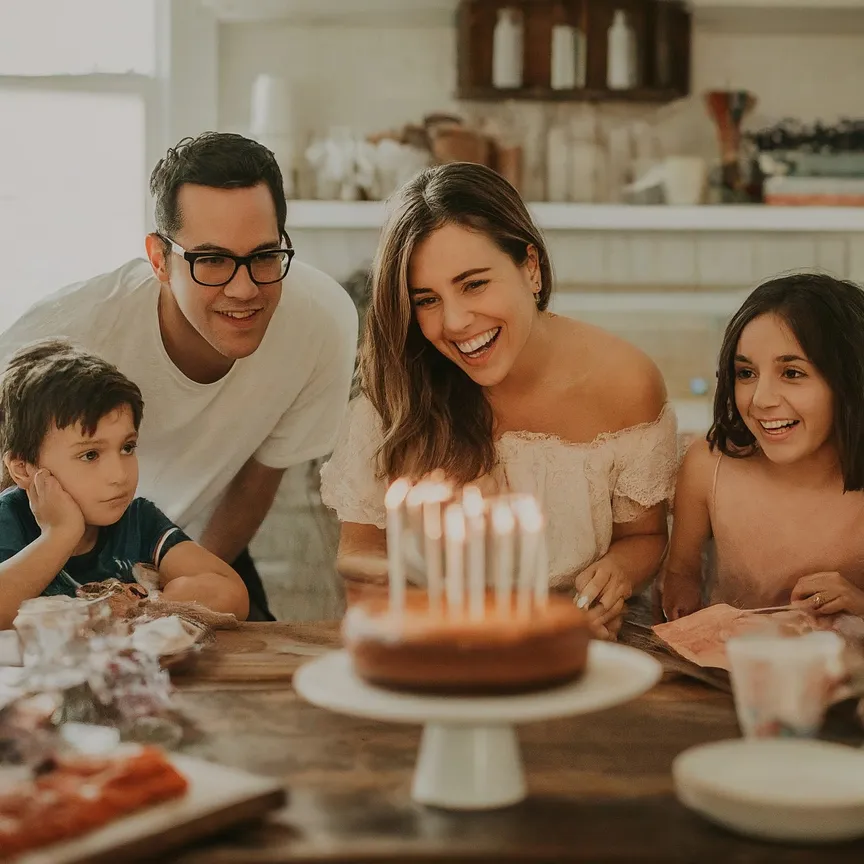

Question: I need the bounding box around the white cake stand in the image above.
[293,642,662,810]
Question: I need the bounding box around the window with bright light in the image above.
[0,0,159,328]
[0,0,156,76]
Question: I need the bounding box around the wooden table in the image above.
[167,618,864,863]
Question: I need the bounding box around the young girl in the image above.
[662,273,864,622]
[320,162,679,639]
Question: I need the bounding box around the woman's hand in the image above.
[573,557,633,627]
[589,610,625,641]
[791,571,864,618]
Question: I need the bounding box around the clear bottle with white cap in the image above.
[492,7,523,89]
[607,9,638,90]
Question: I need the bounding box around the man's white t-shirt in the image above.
[0,258,358,539]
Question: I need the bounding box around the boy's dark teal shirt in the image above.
[0,487,191,596]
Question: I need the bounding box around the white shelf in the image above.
[692,0,864,8]
[201,0,457,25]
[692,0,864,31]
[285,200,864,233]
[202,0,864,31]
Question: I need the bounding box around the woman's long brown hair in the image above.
[358,161,553,485]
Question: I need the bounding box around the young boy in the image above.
[0,340,249,629]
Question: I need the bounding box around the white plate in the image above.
[294,641,662,725]
[674,738,864,843]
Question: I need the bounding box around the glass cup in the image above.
[14,597,93,688]
[726,631,845,738]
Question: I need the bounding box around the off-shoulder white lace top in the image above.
[320,396,679,586]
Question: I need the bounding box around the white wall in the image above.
[214,15,864,286]
[219,24,457,144]
[217,19,864,160]
[286,226,861,286]
[213,13,864,615]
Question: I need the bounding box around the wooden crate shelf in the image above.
[457,0,691,103]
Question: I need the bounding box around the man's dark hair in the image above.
[709,272,864,491]
[149,132,287,241]
[0,340,144,488]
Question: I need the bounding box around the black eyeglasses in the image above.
[161,234,295,287]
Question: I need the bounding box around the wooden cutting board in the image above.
[17,754,286,864]
[173,622,342,688]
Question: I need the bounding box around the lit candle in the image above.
[463,486,486,621]
[405,481,430,580]
[405,471,451,591]
[534,517,549,608]
[385,478,412,614]
[513,496,542,617]
[423,481,451,615]
[490,499,515,618]
[444,503,466,616]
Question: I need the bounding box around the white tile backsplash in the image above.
[751,235,818,283]
[655,238,699,286]
[627,236,660,285]
[696,237,754,286]
[293,226,864,289]
[545,233,607,285]
[847,237,864,283]
[816,238,849,277]
[603,237,636,285]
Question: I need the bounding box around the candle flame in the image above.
[407,476,452,509]
[511,495,543,533]
[385,477,411,510]
[490,499,516,535]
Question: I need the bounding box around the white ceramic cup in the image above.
[662,156,706,206]
[726,631,845,738]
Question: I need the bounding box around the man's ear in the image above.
[3,454,34,490]
[145,233,171,284]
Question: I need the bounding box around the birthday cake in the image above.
[342,591,590,694]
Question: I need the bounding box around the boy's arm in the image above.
[660,439,715,622]
[0,471,86,629]
[157,542,250,620]
[0,531,80,629]
[133,499,249,620]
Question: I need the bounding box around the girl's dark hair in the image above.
[0,340,144,490]
[709,273,864,491]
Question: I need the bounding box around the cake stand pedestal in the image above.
[293,642,662,810]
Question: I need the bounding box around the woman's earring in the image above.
[533,284,541,304]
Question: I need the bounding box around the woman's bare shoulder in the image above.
[554,317,667,431]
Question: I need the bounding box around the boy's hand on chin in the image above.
[26,469,85,545]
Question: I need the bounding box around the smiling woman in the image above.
[320,162,680,640]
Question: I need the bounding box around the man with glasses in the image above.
[0,132,358,620]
